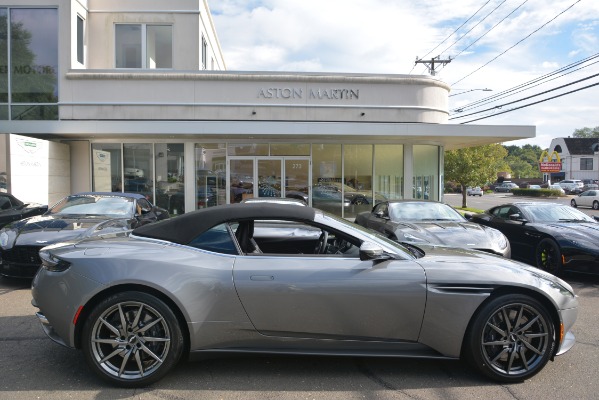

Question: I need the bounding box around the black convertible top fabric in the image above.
[132,203,316,245]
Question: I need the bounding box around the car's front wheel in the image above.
[464,294,555,382]
[535,238,562,275]
[82,291,184,388]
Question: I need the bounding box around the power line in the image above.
[450,72,599,120]
[449,52,599,113]
[452,0,583,86]
[457,80,599,123]
[449,0,529,61]
[410,0,491,74]
[438,0,509,59]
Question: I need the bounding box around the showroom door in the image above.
[228,157,310,204]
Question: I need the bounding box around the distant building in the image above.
[548,138,599,182]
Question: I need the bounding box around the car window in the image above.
[373,202,388,215]
[0,196,11,210]
[49,195,134,217]
[187,223,238,255]
[137,198,152,212]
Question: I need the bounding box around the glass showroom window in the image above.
[413,145,439,201]
[195,144,226,208]
[115,24,172,68]
[375,145,403,201]
[312,144,342,216]
[155,144,184,215]
[123,144,154,202]
[344,145,373,219]
[2,8,59,120]
[91,144,122,192]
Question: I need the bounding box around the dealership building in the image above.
[0,0,535,219]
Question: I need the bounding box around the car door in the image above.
[363,202,390,234]
[232,224,427,342]
[578,191,595,208]
[485,205,531,261]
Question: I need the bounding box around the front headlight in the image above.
[486,227,508,250]
[403,233,429,243]
[39,250,71,272]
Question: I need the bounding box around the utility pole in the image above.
[414,55,452,76]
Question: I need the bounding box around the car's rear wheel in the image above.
[82,291,184,388]
[464,294,555,382]
[535,238,562,275]
[593,201,599,210]
[570,199,577,207]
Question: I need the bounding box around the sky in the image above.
[209,0,599,150]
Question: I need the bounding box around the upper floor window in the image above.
[115,24,172,69]
[580,158,593,171]
[77,15,85,64]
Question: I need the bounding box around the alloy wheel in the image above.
[89,301,172,381]
[480,302,551,377]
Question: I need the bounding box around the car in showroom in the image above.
[466,186,483,196]
[466,202,599,275]
[355,200,510,257]
[0,192,169,278]
[494,182,519,193]
[0,192,48,228]
[570,189,599,210]
[31,203,576,387]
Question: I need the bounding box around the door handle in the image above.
[250,275,274,281]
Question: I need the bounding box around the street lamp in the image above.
[449,88,492,97]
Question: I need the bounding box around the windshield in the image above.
[48,195,135,218]
[318,212,416,259]
[522,204,595,222]
[389,202,464,222]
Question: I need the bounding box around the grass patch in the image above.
[454,206,484,214]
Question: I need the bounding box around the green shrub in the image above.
[511,188,563,197]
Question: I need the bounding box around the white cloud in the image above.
[209,0,599,147]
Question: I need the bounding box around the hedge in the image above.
[511,188,564,197]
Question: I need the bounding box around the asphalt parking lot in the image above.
[1,192,598,399]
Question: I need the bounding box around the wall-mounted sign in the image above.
[538,150,562,173]
[258,87,359,100]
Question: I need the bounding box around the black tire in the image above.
[535,238,562,275]
[352,196,368,205]
[570,199,577,208]
[82,291,184,388]
[464,294,555,383]
[593,201,599,210]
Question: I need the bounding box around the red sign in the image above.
[539,162,562,173]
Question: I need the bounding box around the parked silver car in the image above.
[31,204,577,387]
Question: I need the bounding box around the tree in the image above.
[573,126,599,138]
[445,144,509,208]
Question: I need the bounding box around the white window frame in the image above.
[115,23,173,69]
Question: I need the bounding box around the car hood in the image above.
[533,221,599,241]
[392,220,496,249]
[0,214,133,249]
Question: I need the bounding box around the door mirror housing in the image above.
[359,242,391,261]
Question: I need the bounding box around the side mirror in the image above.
[593,216,599,222]
[508,213,527,223]
[464,212,473,220]
[359,242,390,261]
[374,210,386,219]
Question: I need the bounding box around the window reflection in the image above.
[413,145,439,201]
[344,144,374,219]
[375,145,403,200]
[312,144,342,216]
[155,144,184,215]
[123,144,153,202]
[10,8,58,104]
[195,144,226,208]
[91,144,122,193]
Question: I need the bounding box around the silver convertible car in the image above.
[31,204,578,387]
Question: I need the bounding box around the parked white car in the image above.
[559,180,584,194]
[571,189,599,210]
[549,184,566,195]
[466,186,484,196]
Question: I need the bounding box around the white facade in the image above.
[549,138,599,182]
[0,0,535,217]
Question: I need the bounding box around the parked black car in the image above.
[355,200,510,257]
[0,192,169,278]
[466,202,599,275]
[0,192,47,229]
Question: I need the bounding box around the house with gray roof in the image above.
[549,137,599,182]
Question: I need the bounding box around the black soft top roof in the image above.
[132,203,316,244]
